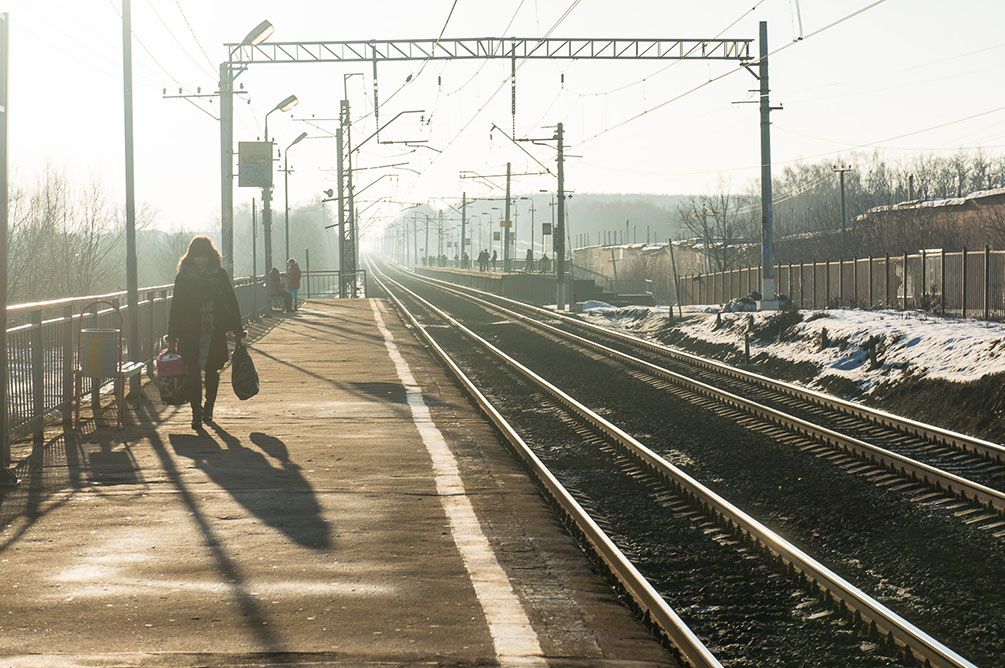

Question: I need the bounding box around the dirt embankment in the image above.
[654,313,1005,444]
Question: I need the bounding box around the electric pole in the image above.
[757,20,780,309]
[504,162,511,272]
[556,122,566,310]
[529,199,536,259]
[834,164,853,261]
[460,192,467,267]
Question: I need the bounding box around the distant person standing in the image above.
[491,250,497,271]
[168,236,244,429]
[286,258,302,311]
[525,247,534,272]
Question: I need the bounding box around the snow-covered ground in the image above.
[579,301,1005,394]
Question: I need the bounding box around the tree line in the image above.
[5,167,338,306]
[675,150,1005,272]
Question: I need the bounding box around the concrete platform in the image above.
[0,299,676,667]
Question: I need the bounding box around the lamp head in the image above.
[273,94,299,113]
[324,189,334,198]
[290,131,308,148]
[240,20,274,47]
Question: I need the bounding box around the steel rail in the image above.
[412,270,1005,514]
[373,262,978,668]
[399,266,1005,515]
[368,264,723,668]
[409,266,1005,466]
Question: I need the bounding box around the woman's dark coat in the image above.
[168,264,242,372]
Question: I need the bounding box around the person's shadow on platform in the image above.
[168,426,332,551]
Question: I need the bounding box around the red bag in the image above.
[155,348,185,377]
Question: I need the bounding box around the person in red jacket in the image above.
[285,258,302,311]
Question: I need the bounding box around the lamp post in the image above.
[262,94,298,301]
[220,19,274,279]
[283,131,308,266]
[121,0,140,393]
[491,207,502,269]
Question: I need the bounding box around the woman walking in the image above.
[167,236,244,429]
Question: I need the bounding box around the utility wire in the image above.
[443,0,528,96]
[352,0,460,126]
[143,0,217,79]
[106,0,197,94]
[570,0,769,99]
[579,0,889,147]
[175,1,218,72]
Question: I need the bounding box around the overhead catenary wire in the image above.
[174,1,218,73]
[578,0,890,148]
[142,0,217,80]
[565,0,768,98]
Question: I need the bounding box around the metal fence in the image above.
[303,270,368,298]
[677,247,1005,320]
[3,277,266,446]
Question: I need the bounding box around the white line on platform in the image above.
[370,300,546,667]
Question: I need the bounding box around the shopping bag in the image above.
[231,341,259,400]
[154,348,188,405]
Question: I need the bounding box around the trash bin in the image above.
[80,328,120,377]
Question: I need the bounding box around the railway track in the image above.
[369,260,999,668]
[403,264,1005,523]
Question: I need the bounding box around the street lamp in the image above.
[261,93,298,308]
[240,20,274,46]
[265,94,298,144]
[283,130,308,265]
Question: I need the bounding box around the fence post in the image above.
[853,258,858,307]
[962,246,968,319]
[885,254,890,308]
[921,250,927,307]
[984,245,991,321]
[787,263,792,301]
[839,258,844,307]
[903,251,909,310]
[31,309,43,443]
[941,248,946,315]
[869,256,874,308]
[825,259,831,308]
[62,305,74,427]
[812,260,817,309]
[799,262,804,309]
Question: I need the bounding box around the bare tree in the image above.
[676,188,756,273]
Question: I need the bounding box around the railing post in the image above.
[31,309,43,443]
[984,245,991,321]
[62,305,74,427]
[146,289,155,360]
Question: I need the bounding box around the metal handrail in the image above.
[3,276,267,445]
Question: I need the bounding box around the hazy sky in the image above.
[2,0,1004,242]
